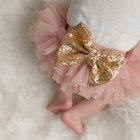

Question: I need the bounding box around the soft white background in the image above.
[0,0,140,140]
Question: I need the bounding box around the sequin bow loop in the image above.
[56,22,125,87]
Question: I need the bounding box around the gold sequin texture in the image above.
[56,22,125,87]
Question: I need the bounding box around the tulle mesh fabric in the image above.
[28,5,140,104]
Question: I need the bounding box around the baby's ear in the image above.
[67,0,140,51]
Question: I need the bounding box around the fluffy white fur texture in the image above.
[0,0,140,140]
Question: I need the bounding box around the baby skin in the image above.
[47,92,107,135]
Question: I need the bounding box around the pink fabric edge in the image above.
[28,4,140,104]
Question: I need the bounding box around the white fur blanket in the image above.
[1,0,140,139]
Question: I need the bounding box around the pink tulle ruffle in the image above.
[28,5,140,104]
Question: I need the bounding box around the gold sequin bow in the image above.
[56,22,125,87]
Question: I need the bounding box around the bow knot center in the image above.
[85,47,101,66]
